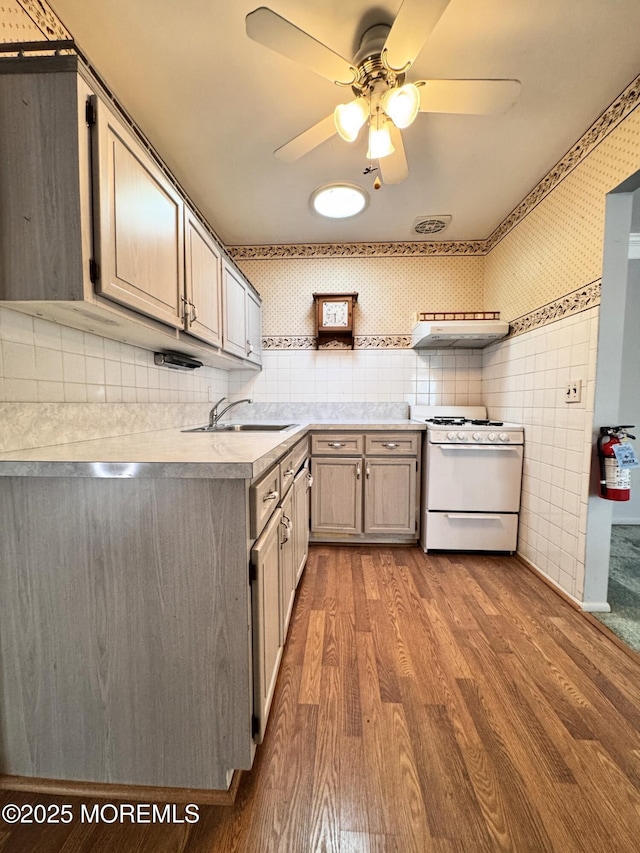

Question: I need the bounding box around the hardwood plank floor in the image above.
[2,545,640,852]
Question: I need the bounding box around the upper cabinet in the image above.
[92,97,185,330]
[0,52,260,371]
[222,259,262,366]
[184,209,223,348]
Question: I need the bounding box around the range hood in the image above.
[411,320,509,349]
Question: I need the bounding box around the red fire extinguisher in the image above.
[597,425,636,501]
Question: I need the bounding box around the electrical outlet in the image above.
[564,380,582,403]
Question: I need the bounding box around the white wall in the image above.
[483,309,598,602]
[0,306,228,405]
[613,257,640,523]
[231,348,483,406]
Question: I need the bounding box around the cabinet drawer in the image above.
[280,437,309,496]
[365,433,420,456]
[250,465,281,538]
[311,434,363,455]
[424,512,518,552]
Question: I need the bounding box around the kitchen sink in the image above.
[182,423,297,433]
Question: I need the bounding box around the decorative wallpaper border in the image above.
[263,335,412,350]
[509,280,601,338]
[231,241,486,260]
[16,0,70,39]
[231,73,640,261]
[485,75,640,251]
[263,285,602,347]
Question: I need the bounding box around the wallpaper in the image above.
[485,108,640,321]
[236,255,485,338]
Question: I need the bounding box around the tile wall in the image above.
[0,306,228,405]
[483,307,599,601]
[231,348,483,406]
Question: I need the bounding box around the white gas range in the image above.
[410,406,524,553]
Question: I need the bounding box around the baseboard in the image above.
[612,518,640,525]
[0,769,242,806]
[516,553,640,665]
[515,554,585,611]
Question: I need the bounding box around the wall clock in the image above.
[313,292,358,349]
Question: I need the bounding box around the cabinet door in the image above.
[246,287,262,366]
[279,488,295,645]
[293,466,310,585]
[93,99,184,328]
[250,509,283,745]
[364,457,417,535]
[311,458,362,535]
[222,260,247,358]
[184,210,222,347]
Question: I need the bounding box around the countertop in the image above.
[0,419,425,480]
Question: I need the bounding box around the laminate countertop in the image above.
[0,420,425,480]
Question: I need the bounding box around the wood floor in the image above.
[2,545,640,852]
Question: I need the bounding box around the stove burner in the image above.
[426,416,467,426]
[425,416,506,427]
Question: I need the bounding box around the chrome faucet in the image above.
[208,397,252,429]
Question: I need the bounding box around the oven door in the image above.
[426,442,523,512]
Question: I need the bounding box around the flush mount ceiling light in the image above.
[310,183,369,219]
[246,5,521,186]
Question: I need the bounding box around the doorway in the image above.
[584,172,640,651]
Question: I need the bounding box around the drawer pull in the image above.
[382,442,399,449]
[263,490,279,503]
[328,441,346,448]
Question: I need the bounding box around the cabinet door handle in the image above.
[366,464,370,478]
[247,340,253,353]
[190,301,198,323]
[328,442,346,449]
[356,463,361,480]
[284,468,295,477]
[263,489,279,503]
[382,442,399,449]
[280,515,291,543]
[180,295,189,321]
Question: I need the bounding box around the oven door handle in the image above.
[446,513,505,520]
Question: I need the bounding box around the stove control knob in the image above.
[499,432,509,442]
[472,432,482,441]
[446,431,456,441]
[457,432,467,441]
[488,432,497,442]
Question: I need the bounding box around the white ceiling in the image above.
[47,1,640,246]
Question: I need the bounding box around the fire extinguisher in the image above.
[597,425,636,501]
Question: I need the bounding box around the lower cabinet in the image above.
[310,432,420,543]
[250,508,283,745]
[249,438,310,744]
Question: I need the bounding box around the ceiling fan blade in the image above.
[380,125,409,185]
[274,113,337,162]
[383,0,451,72]
[246,7,357,85]
[417,79,521,114]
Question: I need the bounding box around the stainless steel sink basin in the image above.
[182,423,296,433]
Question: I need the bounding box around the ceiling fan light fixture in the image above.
[310,183,369,219]
[334,97,368,142]
[382,82,420,129]
[367,119,395,160]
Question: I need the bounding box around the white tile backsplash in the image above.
[483,306,598,602]
[0,306,229,407]
[231,348,484,406]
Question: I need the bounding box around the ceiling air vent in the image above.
[412,215,452,235]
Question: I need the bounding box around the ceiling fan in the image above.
[246,0,520,185]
